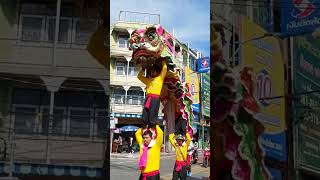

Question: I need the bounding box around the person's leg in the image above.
[175,116,183,135]
[180,166,187,180]
[149,97,160,126]
[147,173,160,180]
[172,163,179,180]
[187,155,192,175]
[172,170,179,180]
[143,106,150,126]
[181,118,187,135]
[139,173,143,180]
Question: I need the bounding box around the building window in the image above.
[19,3,97,47]
[118,36,129,48]
[233,0,248,16]
[41,108,65,136]
[11,89,107,139]
[129,62,139,76]
[47,17,71,43]
[112,88,125,104]
[116,61,127,76]
[13,105,38,134]
[68,109,92,137]
[20,15,45,42]
[73,18,97,45]
[127,88,144,105]
[95,110,108,138]
[229,35,240,67]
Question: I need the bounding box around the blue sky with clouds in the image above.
[110,0,210,56]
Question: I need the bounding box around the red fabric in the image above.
[144,94,160,109]
[175,160,186,172]
[187,155,191,164]
[141,170,160,180]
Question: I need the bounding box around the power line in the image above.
[211,1,320,8]
[258,89,320,100]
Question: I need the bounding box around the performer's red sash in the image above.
[141,170,160,180]
[144,94,160,109]
[175,160,186,172]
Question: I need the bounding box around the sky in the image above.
[110,0,210,57]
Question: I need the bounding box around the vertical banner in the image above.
[241,16,287,162]
[201,73,210,117]
[185,67,200,113]
[293,35,320,171]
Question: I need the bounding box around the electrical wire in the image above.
[211,1,320,8]
[213,0,320,5]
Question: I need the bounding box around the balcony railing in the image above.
[118,11,160,24]
[17,14,98,49]
[7,110,108,139]
[111,95,144,105]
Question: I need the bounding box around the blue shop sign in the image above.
[280,0,320,36]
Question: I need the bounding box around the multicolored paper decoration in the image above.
[212,62,271,180]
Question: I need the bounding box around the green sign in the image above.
[293,35,320,170]
[201,73,210,117]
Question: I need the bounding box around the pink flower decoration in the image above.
[136,29,145,35]
[156,25,164,35]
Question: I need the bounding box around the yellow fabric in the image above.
[137,62,167,95]
[169,133,191,162]
[135,125,163,173]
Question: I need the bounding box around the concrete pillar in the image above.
[97,80,110,96]
[127,29,134,37]
[40,76,65,164]
[123,86,130,114]
[125,56,131,81]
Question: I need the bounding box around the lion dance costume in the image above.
[129,25,194,179]
[212,24,271,180]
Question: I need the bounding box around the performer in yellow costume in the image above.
[169,133,191,180]
[138,60,167,127]
[135,125,163,180]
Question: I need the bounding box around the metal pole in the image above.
[163,121,166,153]
[110,129,114,153]
[232,11,236,67]
[187,43,190,68]
[9,133,14,177]
[202,124,204,149]
[52,0,61,67]
[46,91,54,164]
[290,36,300,180]
[124,89,128,114]
[126,60,130,81]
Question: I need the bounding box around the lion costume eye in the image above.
[130,34,140,43]
[145,29,157,42]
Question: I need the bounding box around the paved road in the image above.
[110,153,209,180]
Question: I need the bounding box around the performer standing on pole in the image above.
[169,132,191,180]
[138,60,167,128]
[135,125,163,180]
